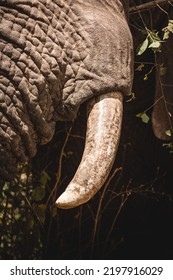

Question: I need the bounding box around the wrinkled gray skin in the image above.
[0,0,133,207]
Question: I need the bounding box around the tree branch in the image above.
[130,0,173,14]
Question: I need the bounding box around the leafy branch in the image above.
[137,28,163,55]
[130,0,173,14]
[135,18,173,132]
[162,19,173,39]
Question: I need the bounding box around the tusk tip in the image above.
[55,190,80,209]
[55,182,92,209]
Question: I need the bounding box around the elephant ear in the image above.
[152,35,173,141]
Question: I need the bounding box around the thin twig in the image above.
[70,133,85,140]
[45,125,73,208]
[103,193,129,254]
[24,195,44,228]
[130,0,172,14]
[91,167,122,256]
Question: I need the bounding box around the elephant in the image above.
[0,0,133,209]
[1,0,173,259]
[1,0,173,212]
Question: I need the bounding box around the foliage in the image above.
[162,19,173,40]
[137,19,173,57]
[136,112,150,124]
[137,28,163,55]
[163,142,173,153]
[135,16,173,153]
[165,130,172,137]
[163,131,173,153]
[126,92,136,102]
[0,166,51,259]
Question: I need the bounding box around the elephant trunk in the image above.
[56,91,123,209]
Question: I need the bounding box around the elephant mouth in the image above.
[56,91,123,209]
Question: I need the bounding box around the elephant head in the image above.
[0,0,133,208]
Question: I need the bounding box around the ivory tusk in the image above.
[56,91,123,209]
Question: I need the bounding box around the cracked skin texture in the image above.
[0,0,133,183]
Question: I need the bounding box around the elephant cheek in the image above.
[55,91,123,209]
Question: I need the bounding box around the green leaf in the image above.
[135,63,145,72]
[137,37,149,56]
[165,130,172,137]
[32,186,45,201]
[2,183,9,191]
[136,112,150,124]
[148,40,162,52]
[146,29,162,52]
[143,75,148,81]
[126,92,136,102]
[14,213,21,221]
[163,142,173,153]
[148,41,161,49]
[162,20,173,40]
